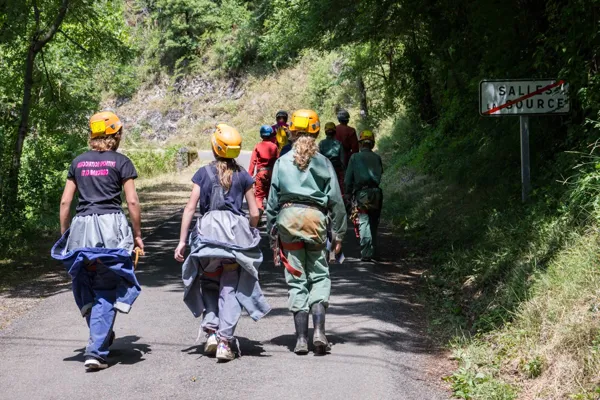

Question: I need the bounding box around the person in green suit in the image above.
[266,109,347,355]
[318,122,345,194]
[344,130,383,262]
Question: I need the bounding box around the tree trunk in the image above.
[357,75,369,121]
[2,0,69,217]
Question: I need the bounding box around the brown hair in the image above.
[89,133,121,151]
[214,157,241,192]
[293,135,318,171]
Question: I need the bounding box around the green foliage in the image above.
[133,0,264,74]
[0,0,133,255]
[124,147,179,178]
[519,356,544,379]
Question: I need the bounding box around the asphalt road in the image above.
[0,151,448,400]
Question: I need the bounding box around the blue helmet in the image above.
[260,125,274,138]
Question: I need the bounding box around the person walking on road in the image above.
[271,110,290,151]
[344,130,383,262]
[51,111,144,370]
[335,109,359,167]
[319,122,345,194]
[175,124,271,362]
[266,109,347,355]
[249,125,279,217]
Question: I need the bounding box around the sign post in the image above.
[480,79,569,202]
[520,116,530,202]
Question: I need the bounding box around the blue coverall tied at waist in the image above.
[51,229,141,361]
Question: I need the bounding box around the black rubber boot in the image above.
[311,303,330,355]
[293,311,309,354]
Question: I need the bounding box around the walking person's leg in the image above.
[283,246,310,354]
[200,275,220,355]
[84,266,119,369]
[216,263,242,361]
[358,211,374,260]
[306,249,331,354]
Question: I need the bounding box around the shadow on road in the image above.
[63,335,152,366]
[181,336,270,358]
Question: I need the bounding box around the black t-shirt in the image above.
[192,164,254,216]
[68,150,138,216]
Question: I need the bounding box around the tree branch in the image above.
[33,0,41,29]
[40,49,57,103]
[58,29,89,52]
[34,0,69,52]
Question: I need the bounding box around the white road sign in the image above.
[480,79,569,116]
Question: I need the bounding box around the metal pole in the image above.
[520,116,531,202]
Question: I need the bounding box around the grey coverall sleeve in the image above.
[326,159,347,241]
[266,159,281,233]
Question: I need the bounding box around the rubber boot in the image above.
[311,303,330,355]
[293,311,309,355]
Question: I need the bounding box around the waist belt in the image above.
[258,167,272,172]
[282,202,327,214]
[356,185,380,192]
[203,262,239,278]
[279,240,326,277]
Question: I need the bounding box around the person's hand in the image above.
[334,241,342,255]
[174,241,186,262]
[135,236,144,251]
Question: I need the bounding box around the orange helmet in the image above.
[89,111,123,138]
[212,124,242,159]
[359,130,375,142]
[289,109,320,136]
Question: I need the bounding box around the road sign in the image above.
[480,79,569,116]
[479,79,569,202]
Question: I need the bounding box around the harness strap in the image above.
[279,240,326,278]
[202,262,239,278]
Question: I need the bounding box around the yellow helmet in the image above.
[89,111,123,138]
[211,124,242,159]
[359,130,375,142]
[324,122,336,132]
[289,109,320,136]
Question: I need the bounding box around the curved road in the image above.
[0,151,448,400]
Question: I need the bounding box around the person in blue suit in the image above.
[52,111,143,370]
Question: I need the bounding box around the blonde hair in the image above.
[293,135,318,171]
[89,134,121,151]
[214,158,241,192]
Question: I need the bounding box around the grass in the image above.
[108,52,363,154]
[377,116,600,399]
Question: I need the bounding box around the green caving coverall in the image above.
[266,149,347,313]
[344,148,384,259]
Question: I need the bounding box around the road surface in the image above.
[0,151,449,400]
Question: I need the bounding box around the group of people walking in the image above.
[52,107,383,370]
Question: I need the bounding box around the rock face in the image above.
[106,74,242,143]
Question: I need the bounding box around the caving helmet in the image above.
[289,109,320,137]
[275,110,289,123]
[89,111,123,138]
[324,122,336,134]
[211,124,242,159]
[359,130,375,143]
[337,109,350,124]
[260,125,274,138]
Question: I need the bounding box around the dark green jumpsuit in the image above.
[266,150,347,313]
[344,148,383,259]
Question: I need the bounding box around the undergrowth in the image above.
[379,117,600,399]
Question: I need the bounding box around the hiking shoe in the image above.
[216,340,235,362]
[204,332,218,355]
[84,357,108,370]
